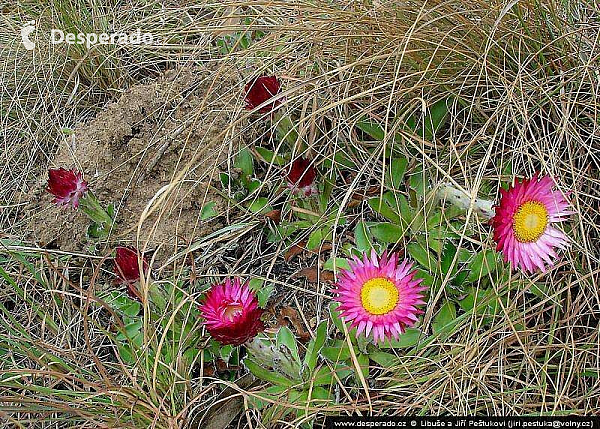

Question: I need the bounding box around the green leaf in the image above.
[329,302,344,332]
[432,301,457,334]
[452,270,469,287]
[277,326,301,367]
[182,347,200,366]
[369,351,397,367]
[329,302,346,334]
[402,113,417,132]
[200,201,218,220]
[459,287,487,313]
[234,147,254,177]
[310,365,334,386]
[440,242,457,275]
[397,194,414,225]
[220,173,230,188]
[356,332,370,354]
[247,179,261,194]
[417,234,442,255]
[117,344,135,364]
[201,348,214,363]
[248,278,264,291]
[530,282,549,299]
[385,157,408,190]
[357,353,369,379]
[307,228,325,251]
[442,205,464,220]
[107,203,115,220]
[354,221,372,252]
[323,257,351,272]
[370,222,404,243]
[248,278,274,308]
[414,268,434,288]
[249,384,288,411]
[116,320,143,341]
[313,363,352,386]
[421,98,450,141]
[304,321,328,373]
[407,242,432,269]
[275,114,299,147]
[409,168,428,199]
[87,222,105,239]
[467,250,499,282]
[320,177,334,212]
[122,302,141,317]
[425,210,443,230]
[457,248,473,263]
[410,211,425,233]
[290,390,308,417]
[331,152,356,169]
[378,328,421,349]
[309,386,331,403]
[255,147,286,166]
[238,33,251,50]
[245,359,295,387]
[356,119,384,141]
[219,345,234,363]
[257,284,274,308]
[248,197,271,214]
[322,345,352,362]
[487,293,504,318]
[368,197,401,224]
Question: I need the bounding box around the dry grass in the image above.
[1,0,600,427]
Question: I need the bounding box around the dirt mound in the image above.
[25,66,239,260]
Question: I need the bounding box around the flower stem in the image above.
[78,192,114,228]
[436,182,495,220]
[274,112,300,149]
[147,281,166,312]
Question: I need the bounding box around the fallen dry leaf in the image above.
[197,373,255,429]
[295,266,335,283]
[277,306,311,342]
[285,241,306,262]
[320,243,333,252]
[264,209,281,224]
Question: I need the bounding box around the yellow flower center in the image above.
[513,201,549,243]
[360,277,399,315]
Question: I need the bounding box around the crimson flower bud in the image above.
[287,157,317,196]
[244,76,283,114]
[47,168,88,208]
[114,246,149,301]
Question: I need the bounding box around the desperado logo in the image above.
[50,28,154,49]
[21,20,36,50]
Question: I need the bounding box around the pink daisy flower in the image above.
[332,250,427,344]
[47,168,88,208]
[199,278,265,346]
[491,174,572,273]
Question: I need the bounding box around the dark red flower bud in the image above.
[114,247,149,301]
[287,157,317,196]
[47,168,88,208]
[244,76,283,114]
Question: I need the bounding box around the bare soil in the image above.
[24,65,240,261]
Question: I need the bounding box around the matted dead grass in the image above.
[0,0,599,426]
